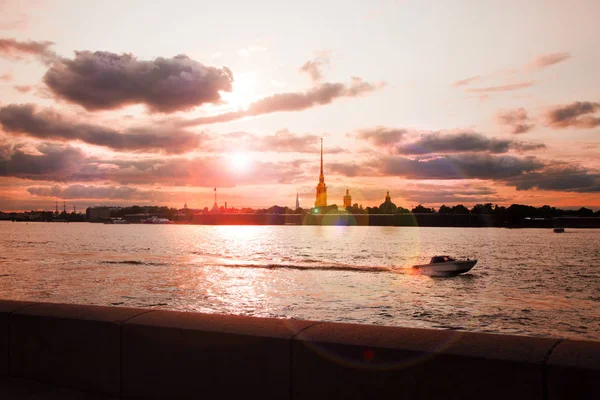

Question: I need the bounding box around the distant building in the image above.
[296,193,300,210]
[314,138,327,207]
[87,206,117,222]
[343,188,352,208]
[379,191,398,213]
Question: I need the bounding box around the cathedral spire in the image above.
[320,137,323,176]
[314,138,327,207]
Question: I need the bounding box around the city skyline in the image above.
[1,0,600,212]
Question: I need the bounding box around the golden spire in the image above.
[318,137,325,184]
[315,138,327,207]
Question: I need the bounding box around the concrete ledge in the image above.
[547,339,600,399]
[0,300,35,376]
[292,322,558,400]
[0,377,117,400]
[0,299,598,399]
[122,310,316,399]
[9,302,149,397]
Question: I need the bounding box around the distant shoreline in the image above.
[4,214,600,228]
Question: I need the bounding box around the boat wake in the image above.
[104,260,168,266]
[212,263,393,273]
[100,259,416,273]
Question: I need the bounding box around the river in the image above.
[0,221,598,340]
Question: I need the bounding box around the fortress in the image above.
[314,139,396,211]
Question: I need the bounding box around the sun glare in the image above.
[221,72,258,109]
[228,152,252,172]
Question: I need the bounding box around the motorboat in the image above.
[413,255,477,277]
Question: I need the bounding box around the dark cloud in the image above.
[43,52,234,113]
[395,132,512,154]
[13,84,32,93]
[466,81,535,93]
[375,154,544,180]
[330,153,598,193]
[509,141,546,153]
[496,108,535,134]
[355,127,407,147]
[328,153,543,181]
[544,101,600,129]
[26,184,173,201]
[528,52,571,70]
[328,162,363,177]
[399,184,506,205]
[300,55,329,82]
[0,143,87,181]
[181,77,384,126]
[506,166,600,193]
[451,75,481,88]
[0,38,54,60]
[0,103,202,154]
[355,129,544,155]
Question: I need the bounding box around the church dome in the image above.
[379,190,397,213]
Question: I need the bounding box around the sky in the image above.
[0,0,599,211]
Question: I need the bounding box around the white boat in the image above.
[413,255,477,277]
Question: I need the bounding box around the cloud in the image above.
[329,153,598,194]
[528,52,571,71]
[328,162,364,178]
[397,183,506,205]
[0,37,54,60]
[300,55,329,82]
[26,184,174,201]
[220,129,344,153]
[495,108,535,134]
[13,84,32,93]
[466,81,535,93]
[328,153,544,181]
[453,51,569,93]
[0,72,13,81]
[355,127,407,147]
[375,153,544,180]
[181,77,384,126]
[506,166,600,193]
[355,128,545,155]
[544,101,600,129]
[43,52,234,113]
[509,141,546,153]
[0,143,87,181]
[0,103,202,154]
[451,75,481,88]
[0,141,311,187]
[395,132,513,154]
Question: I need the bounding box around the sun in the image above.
[221,72,259,109]
[228,152,252,172]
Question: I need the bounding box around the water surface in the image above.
[0,222,598,340]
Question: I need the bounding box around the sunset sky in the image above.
[1,0,599,211]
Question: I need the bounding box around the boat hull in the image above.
[413,260,477,277]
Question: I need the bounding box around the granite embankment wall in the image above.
[1,300,598,399]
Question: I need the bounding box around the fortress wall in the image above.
[1,300,598,399]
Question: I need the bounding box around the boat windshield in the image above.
[431,256,455,263]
